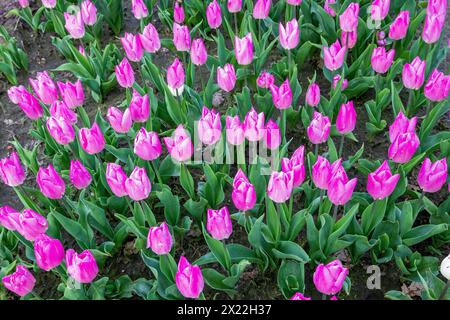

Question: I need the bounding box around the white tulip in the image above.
[440,254,450,280]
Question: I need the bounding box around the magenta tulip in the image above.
[36,164,65,199]
[66,249,98,283]
[0,206,20,231]
[34,234,65,271]
[129,90,150,123]
[336,101,356,134]
[174,2,185,23]
[281,146,306,188]
[424,69,450,102]
[371,47,395,74]
[2,265,35,297]
[78,122,105,155]
[106,163,128,197]
[206,0,222,29]
[11,88,43,120]
[290,292,311,300]
[125,167,151,201]
[267,171,294,203]
[339,3,359,32]
[422,15,444,44]
[389,11,410,40]
[80,0,97,25]
[140,23,161,53]
[29,71,58,105]
[389,111,417,143]
[64,11,85,39]
[18,209,48,241]
[367,160,400,200]
[232,169,256,211]
[388,131,420,164]
[18,0,29,8]
[323,40,347,71]
[333,75,348,90]
[198,107,222,145]
[173,23,190,52]
[257,71,275,89]
[341,30,358,49]
[167,58,185,95]
[147,222,173,255]
[270,79,292,109]
[234,33,254,65]
[190,38,208,66]
[121,32,144,62]
[279,18,300,50]
[264,119,281,150]
[313,259,348,295]
[50,101,77,124]
[70,159,92,190]
[134,128,162,161]
[307,112,331,144]
[57,79,84,109]
[227,0,242,12]
[115,58,135,88]
[244,108,265,141]
[417,158,448,193]
[305,82,320,107]
[226,115,245,145]
[312,155,332,190]
[402,56,426,90]
[107,107,132,133]
[46,116,75,145]
[163,125,194,162]
[131,0,148,19]
[0,152,26,187]
[207,206,233,240]
[176,256,204,299]
[324,0,337,17]
[253,0,271,19]
[217,64,237,92]
[327,174,357,206]
[371,0,390,21]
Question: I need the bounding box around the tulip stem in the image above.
[438,280,449,300]
[234,13,239,37]
[280,109,287,145]
[338,135,345,158]
[151,160,163,186]
[62,196,76,220]
[332,205,339,220]
[314,144,319,157]
[288,49,292,79]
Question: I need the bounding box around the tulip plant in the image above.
[0,0,449,301]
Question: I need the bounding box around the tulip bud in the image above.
[290,292,311,300]
[167,58,185,96]
[281,146,305,187]
[174,2,185,23]
[440,254,450,280]
[341,30,358,49]
[115,58,135,88]
[323,40,347,71]
[287,0,302,5]
[140,23,161,53]
[190,38,208,66]
[36,164,65,199]
[42,0,56,8]
[125,166,152,201]
[70,159,92,190]
[8,85,28,104]
[2,265,35,297]
[336,101,356,134]
[264,119,281,150]
[244,108,265,141]
[389,11,410,40]
[270,79,292,110]
[324,0,337,17]
[78,122,105,155]
[312,156,332,190]
[339,3,359,32]
[267,171,294,203]
[226,115,245,145]
[332,75,348,90]
[402,56,426,90]
[367,160,400,200]
[34,234,65,271]
[206,0,222,29]
[50,100,77,124]
[147,222,173,255]
[417,158,448,193]
[29,71,58,105]
[389,111,417,143]
[313,259,348,295]
[207,206,233,240]
[81,0,97,26]
[227,0,242,13]
[253,0,271,19]
[234,33,254,65]
[279,18,300,50]
[64,11,85,39]
[18,209,48,241]
[422,15,444,44]
[388,131,420,164]
[305,82,320,107]
[134,128,162,161]
[163,125,194,162]
[0,206,20,231]
[15,89,43,120]
[424,69,450,102]
[66,249,98,283]
[131,0,148,19]
[173,23,191,52]
[176,256,204,298]
[107,107,132,133]
[198,107,222,145]
[121,32,144,62]
[0,152,26,187]
[371,47,395,74]
[18,0,29,8]
[46,116,75,145]
[217,64,237,92]
[57,79,84,109]
[327,174,357,206]
[371,0,390,21]
[257,71,275,89]
[307,112,331,144]
[232,169,256,211]
[129,90,150,123]
[106,163,128,197]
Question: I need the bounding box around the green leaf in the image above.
[361,199,388,236]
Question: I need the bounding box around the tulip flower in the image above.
[107,107,132,133]
[253,0,271,19]
[389,11,410,40]
[232,169,256,211]
[129,90,150,123]
[402,56,426,90]
[270,79,292,109]
[281,146,306,188]
[2,265,35,297]
[287,0,302,5]
[227,0,242,13]
[121,32,144,62]
[78,122,105,155]
[50,101,77,124]
[190,38,208,66]
[42,0,56,8]
[339,3,359,32]
[134,128,162,161]
[18,209,48,241]
[279,18,300,50]
[417,158,448,193]
[324,0,337,17]
[66,249,98,283]
[327,174,357,206]
[0,152,26,187]
[313,259,348,295]
[307,112,331,144]
[173,23,190,52]
[305,82,320,107]
[163,125,194,162]
[217,64,237,92]
[267,171,294,203]
[367,160,400,200]
[207,206,233,240]
[10,88,43,120]
[264,119,281,150]
[290,292,311,300]
[125,166,152,201]
[106,163,128,197]
[57,79,84,109]
[226,115,245,145]
[234,33,254,65]
[388,131,420,164]
[389,111,417,143]
[34,234,65,271]
[174,2,185,23]
[46,116,75,145]
[115,58,135,88]
[176,256,204,299]
[198,107,222,145]
[29,71,58,105]
[256,71,275,89]
[424,69,450,102]
[7,85,28,104]
[422,15,444,44]
[81,0,97,25]
[70,159,92,190]
[64,11,85,39]
[0,206,20,231]
[244,108,265,141]
[371,0,390,21]
[36,164,65,199]
[131,0,148,19]
[323,40,347,71]
[167,58,185,96]
[140,23,161,53]
[341,30,358,49]
[147,222,173,255]
[206,0,222,29]
[440,254,450,280]
[333,75,348,90]
[18,0,29,8]
[371,47,395,74]
[336,101,356,134]
[312,156,332,190]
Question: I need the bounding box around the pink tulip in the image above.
[57,79,84,109]
[81,0,97,26]
[0,152,25,187]
[2,265,35,297]
[79,45,86,56]
[339,3,359,32]
[324,0,337,17]
[106,163,128,197]
[176,256,204,299]
[29,71,58,105]
[50,101,77,124]
[125,167,151,201]
[129,90,150,123]
[257,71,275,89]
[36,164,65,199]
[227,0,242,13]
[424,69,450,102]
[232,169,256,211]
[333,75,348,90]
[217,64,237,92]
[264,119,281,150]
[367,160,400,200]
[417,158,448,193]
[174,2,185,23]
[281,146,305,187]
[312,155,332,190]
[287,0,302,5]
[121,32,144,62]
[167,58,185,95]
[323,40,347,71]
[389,11,410,40]
[115,58,135,88]
[270,79,292,109]
[0,206,20,231]
[18,0,29,8]
[290,292,311,300]
[198,107,222,145]
[34,234,65,271]
[206,0,222,29]
[234,33,254,65]
[389,111,417,143]
[42,0,56,9]
[307,112,331,144]
[46,116,75,145]
[107,107,132,133]
[173,23,191,52]
[8,87,43,120]
[207,206,233,240]
[388,131,420,164]
[253,0,271,19]
[7,85,28,104]
[336,101,356,134]
[147,222,173,255]
[371,0,390,21]
[402,56,426,90]
[305,82,320,107]
[66,249,98,283]
[244,107,265,141]
[226,115,245,145]
[131,0,148,19]
[18,209,48,241]
[70,159,92,190]
[78,123,105,155]
[279,18,300,50]
[134,128,162,161]
[327,173,357,206]
[190,38,208,66]
[267,171,294,203]
[341,30,358,49]
[371,47,395,74]
[422,15,444,44]
[163,125,194,162]
[313,259,348,295]
[140,23,161,53]
[64,11,85,39]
